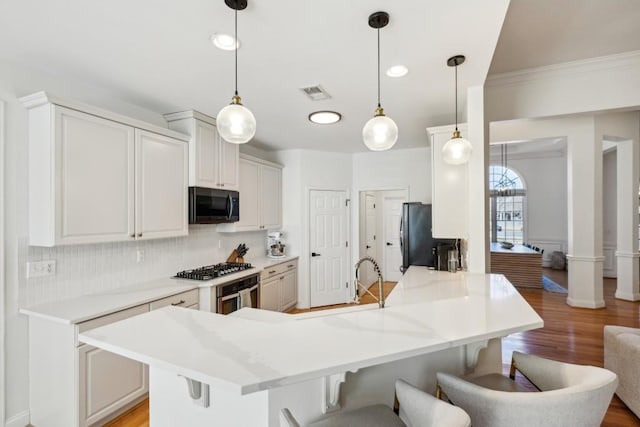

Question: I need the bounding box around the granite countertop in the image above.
[79,267,544,395]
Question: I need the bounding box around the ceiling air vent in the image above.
[300,85,331,101]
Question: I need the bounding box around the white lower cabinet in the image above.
[28,289,197,427]
[78,344,148,426]
[260,259,297,312]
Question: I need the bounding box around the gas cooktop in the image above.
[174,262,253,281]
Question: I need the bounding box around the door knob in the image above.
[386,242,392,246]
[311,252,321,257]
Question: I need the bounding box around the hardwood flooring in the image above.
[108,273,640,426]
[103,399,148,427]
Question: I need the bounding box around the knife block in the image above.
[226,250,244,263]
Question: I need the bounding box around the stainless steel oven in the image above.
[216,273,260,315]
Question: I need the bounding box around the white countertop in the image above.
[20,278,199,325]
[79,267,543,395]
[20,255,299,325]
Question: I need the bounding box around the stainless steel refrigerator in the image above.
[400,202,456,273]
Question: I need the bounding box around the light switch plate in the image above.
[26,260,56,278]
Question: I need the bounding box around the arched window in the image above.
[489,165,526,243]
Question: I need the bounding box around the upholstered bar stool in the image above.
[281,379,471,427]
[436,351,617,427]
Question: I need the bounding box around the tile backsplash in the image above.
[25,226,268,306]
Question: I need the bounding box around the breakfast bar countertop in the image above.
[79,267,543,395]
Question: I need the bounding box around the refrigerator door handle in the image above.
[399,216,404,253]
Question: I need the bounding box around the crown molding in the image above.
[486,50,640,87]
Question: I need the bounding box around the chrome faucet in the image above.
[354,256,385,308]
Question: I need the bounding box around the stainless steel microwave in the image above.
[188,187,239,224]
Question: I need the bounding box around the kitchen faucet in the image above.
[354,256,385,308]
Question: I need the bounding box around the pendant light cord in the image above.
[377,28,381,108]
[454,63,458,131]
[234,6,238,96]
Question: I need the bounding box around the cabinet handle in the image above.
[137,233,143,237]
[221,183,225,187]
[130,234,135,238]
[287,265,294,268]
[171,300,186,306]
[269,270,276,274]
[280,276,284,280]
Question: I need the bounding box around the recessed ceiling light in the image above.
[386,65,408,78]
[309,111,342,124]
[211,33,239,51]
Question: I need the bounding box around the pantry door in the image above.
[309,190,350,307]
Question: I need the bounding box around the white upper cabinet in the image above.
[260,164,282,230]
[134,129,188,240]
[218,154,282,233]
[427,124,468,239]
[22,92,189,246]
[165,110,239,191]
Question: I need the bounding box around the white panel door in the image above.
[193,119,218,188]
[383,196,405,282]
[55,106,135,244]
[237,158,260,230]
[219,139,239,190]
[261,164,282,230]
[310,190,349,307]
[135,129,188,240]
[364,194,378,287]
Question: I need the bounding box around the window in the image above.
[490,165,526,243]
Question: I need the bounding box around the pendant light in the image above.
[216,0,256,144]
[362,11,398,152]
[442,55,472,165]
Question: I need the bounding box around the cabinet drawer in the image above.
[149,289,199,311]
[261,260,297,280]
[77,304,149,344]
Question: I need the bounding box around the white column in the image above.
[566,119,605,308]
[613,113,640,300]
[466,85,489,273]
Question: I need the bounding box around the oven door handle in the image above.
[220,293,239,302]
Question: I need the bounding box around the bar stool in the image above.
[281,379,470,427]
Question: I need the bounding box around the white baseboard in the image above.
[5,410,30,427]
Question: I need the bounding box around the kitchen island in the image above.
[490,242,543,288]
[79,267,543,426]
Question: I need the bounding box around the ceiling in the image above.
[0,0,638,153]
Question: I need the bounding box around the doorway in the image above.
[309,189,350,307]
[357,189,407,286]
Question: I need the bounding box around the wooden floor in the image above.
[108,273,640,426]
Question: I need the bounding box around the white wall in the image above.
[0,62,269,425]
[352,147,431,203]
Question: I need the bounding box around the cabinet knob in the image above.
[130,234,135,238]
[137,233,143,237]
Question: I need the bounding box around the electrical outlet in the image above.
[27,260,56,278]
[136,250,145,264]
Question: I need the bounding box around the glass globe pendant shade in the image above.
[216,95,256,144]
[442,130,472,165]
[362,108,398,151]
